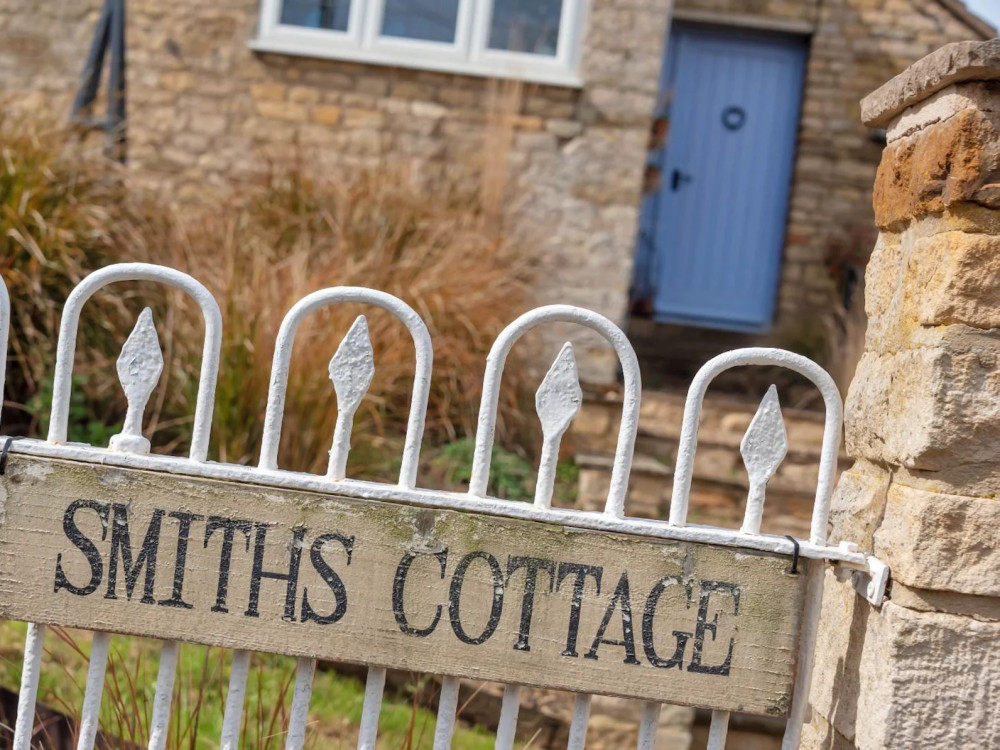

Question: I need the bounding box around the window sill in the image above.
[248,36,585,89]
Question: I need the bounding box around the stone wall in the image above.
[0,0,990,384]
[803,40,1000,749]
[0,0,672,384]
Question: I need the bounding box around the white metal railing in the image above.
[0,263,887,750]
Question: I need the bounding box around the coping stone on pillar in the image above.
[861,39,1000,127]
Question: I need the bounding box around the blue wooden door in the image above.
[637,26,807,331]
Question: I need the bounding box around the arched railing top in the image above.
[47,263,223,463]
[257,287,432,489]
[667,347,843,546]
[469,305,641,518]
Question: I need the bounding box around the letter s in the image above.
[301,533,354,625]
[54,500,110,596]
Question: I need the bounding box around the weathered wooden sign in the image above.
[0,454,804,716]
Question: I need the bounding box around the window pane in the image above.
[280,0,351,31]
[489,0,562,56]
[381,0,460,43]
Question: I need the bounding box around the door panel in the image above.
[643,26,807,331]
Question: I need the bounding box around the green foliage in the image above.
[24,374,119,447]
[430,437,579,503]
[0,622,500,749]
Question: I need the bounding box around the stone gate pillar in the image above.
[802,40,1000,749]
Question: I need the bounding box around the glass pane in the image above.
[489,0,562,56]
[381,0,460,43]
[280,0,351,31]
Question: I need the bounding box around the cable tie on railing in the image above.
[0,436,24,475]
[785,535,800,575]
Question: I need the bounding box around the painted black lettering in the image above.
[159,511,204,609]
[642,575,693,669]
[246,524,305,621]
[204,516,252,614]
[687,580,741,676]
[54,499,110,597]
[105,504,163,604]
[506,556,556,652]
[449,551,504,645]
[393,548,448,637]
[584,572,640,665]
[556,562,602,657]
[301,533,354,625]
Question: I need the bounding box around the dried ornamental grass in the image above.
[1,115,536,480]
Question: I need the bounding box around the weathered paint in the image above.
[0,455,806,716]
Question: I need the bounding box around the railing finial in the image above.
[109,307,164,455]
[533,342,583,508]
[327,315,376,481]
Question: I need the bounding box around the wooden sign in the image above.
[0,455,805,716]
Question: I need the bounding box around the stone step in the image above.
[575,452,815,538]
[573,389,837,460]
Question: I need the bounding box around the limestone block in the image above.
[887,81,1000,142]
[862,39,1000,128]
[845,329,1000,471]
[873,106,1000,229]
[874,482,1000,597]
[861,231,903,323]
[249,81,286,101]
[253,100,306,122]
[865,230,1000,343]
[911,231,1000,329]
[343,108,385,129]
[311,105,341,126]
[827,461,890,549]
[809,587,1000,748]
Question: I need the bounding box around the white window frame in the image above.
[250,0,588,87]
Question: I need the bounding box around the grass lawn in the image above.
[0,621,502,749]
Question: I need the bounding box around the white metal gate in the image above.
[0,263,887,749]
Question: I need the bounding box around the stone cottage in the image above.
[0,0,993,384]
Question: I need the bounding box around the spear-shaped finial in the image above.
[327,316,375,480]
[534,343,582,508]
[739,385,788,534]
[109,308,164,455]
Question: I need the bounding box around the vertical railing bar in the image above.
[11,623,45,750]
[495,684,522,750]
[257,291,431,750]
[286,656,316,750]
[76,631,111,750]
[148,639,180,750]
[706,710,730,750]
[637,701,660,750]
[782,560,824,749]
[0,273,9,432]
[357,666,386,750]
[220,649,252,750]
[433,676,460,750]
[566,693,591,750]
[472,310,640,749]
